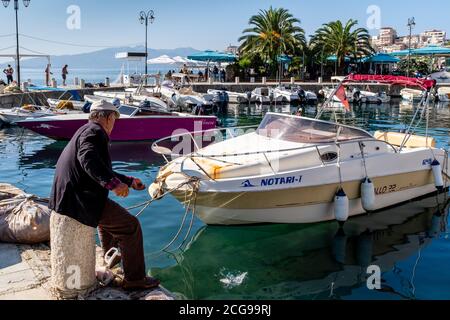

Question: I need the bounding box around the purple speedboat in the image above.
[17,105,217,141]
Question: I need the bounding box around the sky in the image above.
[0,0,449,57]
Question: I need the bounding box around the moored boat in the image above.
[149,75,447,226]
[17,105,217,141]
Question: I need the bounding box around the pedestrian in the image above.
[48,100,161,291]
[213,65,219,82]
[3,65,14,84]
[45,64,53,87]
[220,68,226,82]
[62,64,69,86]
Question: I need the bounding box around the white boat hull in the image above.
[193,184,438,225]
[151,113,448,226]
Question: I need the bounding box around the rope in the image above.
[359,142,369,178]
[125,176,201,258]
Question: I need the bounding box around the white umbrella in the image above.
[173,56,207,67]
[147,55,176,65]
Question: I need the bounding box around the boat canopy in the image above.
[345,74,436,90]
[257,113,372,144]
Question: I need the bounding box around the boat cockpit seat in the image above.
[374,131,436,149]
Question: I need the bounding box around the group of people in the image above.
[204,65,227,82]
[2,64,69,87]
[45,64,69,86]
[164,64,227,83]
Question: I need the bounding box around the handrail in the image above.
[154,135,398,163]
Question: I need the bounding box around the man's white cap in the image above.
[90,100,120,118]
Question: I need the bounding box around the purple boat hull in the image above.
[18,115,217,141]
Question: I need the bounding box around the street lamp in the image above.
[139,10,155,85]
[407,17,416,77]
[2,0,31,85]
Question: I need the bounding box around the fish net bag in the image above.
[0,184,51,244]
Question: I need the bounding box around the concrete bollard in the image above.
[21,81,29,92]
[262,77,267,84]
[51,78,57,88]
[74,77,79,86]
[80,79,85,89]
[318,77,322,84]
[250,77,255,83]
[235,77,240,84]
[208,77,214,85]
[50,212,97,300]
[291,77,295,84]
[105,77,110,87]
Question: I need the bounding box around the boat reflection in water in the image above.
[154,194,449,300]
[18,140,166,171]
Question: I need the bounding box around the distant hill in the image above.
[1,46,201,69]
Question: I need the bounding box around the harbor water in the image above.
[1,100,450,300]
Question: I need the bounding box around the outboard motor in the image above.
[297,87,306,104]
[246,91,252,103]
[352,88,362,105]
[82,101,92,113]
[112,98,121,108]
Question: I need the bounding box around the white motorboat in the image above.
[86,93,168,112]
[251,87,274,104]
[272,86,300,103]
[207,89,251,104]
[0,105,66,125]
[437,87,450,102]
[160,80,214,111]
[47,98,87,110]
[401,88,426,102]
[149,75,448,226]
[322,87,390,104]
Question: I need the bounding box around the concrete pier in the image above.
[0,243,175,300]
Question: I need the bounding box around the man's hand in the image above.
[131,178,146,191]
[113,183,129,198]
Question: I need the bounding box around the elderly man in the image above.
[49,100,160,291]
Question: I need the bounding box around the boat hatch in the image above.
[257,113,372,143]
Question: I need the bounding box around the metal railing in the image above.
[152,126,399,181]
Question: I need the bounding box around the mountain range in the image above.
[1,46,201,69]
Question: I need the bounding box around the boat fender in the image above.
[334,188,349,225]
[361,177,376,212]
[246,91,252,101]
[431,159,444,191]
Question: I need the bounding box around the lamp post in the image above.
[139,10,155,85]
[407,17,416,77]
[2,0,31,85]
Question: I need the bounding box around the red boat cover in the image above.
[346,74,436,90]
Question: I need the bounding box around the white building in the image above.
[421,30,446,45]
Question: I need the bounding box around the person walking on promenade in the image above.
[45,64,53,87]
[62,64,69,86]
[213,65,219,82]
[3,65,14,84]
[48,100,160,291]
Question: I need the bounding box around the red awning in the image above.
[345,74,436,90]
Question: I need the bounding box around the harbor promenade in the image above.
[3,80,449,109]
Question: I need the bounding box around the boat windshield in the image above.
[257,113,372,143]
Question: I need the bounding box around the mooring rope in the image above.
[125,176,201,258]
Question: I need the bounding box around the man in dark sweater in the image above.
[49,100,160,291]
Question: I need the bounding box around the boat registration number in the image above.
[375,184,397,195]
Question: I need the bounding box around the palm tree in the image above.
[238,7,306,76]
[310,19,374,75]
